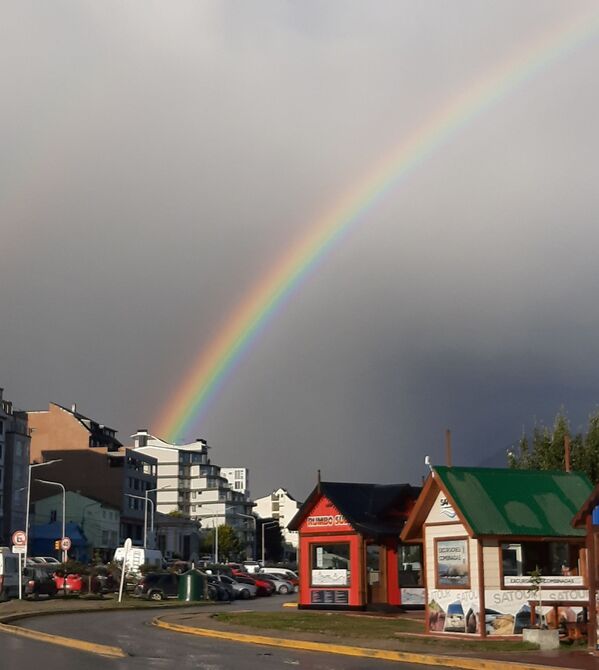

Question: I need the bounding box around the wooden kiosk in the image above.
[401,466,592,637]
[288,479,422,610]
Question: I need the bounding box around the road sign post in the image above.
[118,538,132,603]
[12,531,26,600]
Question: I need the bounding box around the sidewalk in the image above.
[156,610,599,670]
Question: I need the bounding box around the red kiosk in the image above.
[289,479,423,610]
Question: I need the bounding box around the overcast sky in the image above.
[2,1,599,501]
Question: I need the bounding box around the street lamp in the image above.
[143,486,171,548]
[35,479,66,561]
[24,459,62,568]
[126,493,155,548]
[261,520,279,566]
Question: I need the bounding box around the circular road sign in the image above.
[12,530,27,547]
[61,537,72,551]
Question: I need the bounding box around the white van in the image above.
[113,547,163,576]
[0,547,21,601]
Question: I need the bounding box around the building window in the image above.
[310,542,350,587]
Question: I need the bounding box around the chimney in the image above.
[445,429,452,467]
[71,403,77,413]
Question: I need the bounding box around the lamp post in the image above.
[126,494,155,548]
[261,520,279,566]
[143,486,171,548]
[35,479,66,561]
[24,459,62,570]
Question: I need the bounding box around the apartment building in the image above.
[254,487,301,553]
[131,430,255,556]
[0,389,31,545]
[221,468,250,498]
[27,402,122,463]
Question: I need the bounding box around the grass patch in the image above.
[213,612,539,652]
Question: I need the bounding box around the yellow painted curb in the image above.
[282,602,297,608]
[152,617,564,670]
[0,621,127,659]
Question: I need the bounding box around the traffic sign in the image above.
[12,546,26,554]
[12,530,26,547]
[61,536,72,551]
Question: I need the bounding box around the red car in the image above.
[53,572,84,594]
[232,570,275,597]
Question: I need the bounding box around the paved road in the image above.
[2,597,442,670]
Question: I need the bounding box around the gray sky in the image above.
[2,1,599,501]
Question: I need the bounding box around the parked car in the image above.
[259,567,298,581]
[212,574,256,600]
[24,566,58,600]
[53,572,84,594]
[134,572,179,600]
[260,573,294,595]
[206,576,233,601]
[232,571,275,596]
[0,548,20,600]
[91,566,117,594]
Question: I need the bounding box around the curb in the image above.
[0,620,127,658]
[0,600,213,658]
[151,616,567,670]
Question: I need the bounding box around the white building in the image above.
[254,488,301,552]
[221,468,250,498]
[131,430,255,557]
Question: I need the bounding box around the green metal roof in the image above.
[435,466,593,537]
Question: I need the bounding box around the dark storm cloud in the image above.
[1,1,598,500]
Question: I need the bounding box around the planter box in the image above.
[522,628,560,650]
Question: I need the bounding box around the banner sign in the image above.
[436,539,469,586]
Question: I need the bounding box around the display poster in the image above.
[436,539,469,587]
[401,587,426,606]
[312,568,349,586]
[428,588,588,636]
[311,589,350,604]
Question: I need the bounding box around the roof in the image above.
[52,402,122,450]
[434,466,592,538]
[571,482,599,528]
[288,481,420,539]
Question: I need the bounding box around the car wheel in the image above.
[240,589,250,600]
[149,590,164,601]
[279,585,290,595]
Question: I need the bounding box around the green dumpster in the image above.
[178,569,206,601]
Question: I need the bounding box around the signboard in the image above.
[401,587,426,605]
[311,589,349,604]
[439,497,457,520]
[61,537,72,551]
[12,546,26,554]
[307,514,348,528]
[503,575,584,587]
[436,539,469,587]
[12,530,26,547]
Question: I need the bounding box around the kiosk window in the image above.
[311,542,350,587]
[399,544,423,586]
[501,542,581,583]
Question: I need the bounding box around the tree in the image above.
[508,408,599,483]
[218,525,243,561]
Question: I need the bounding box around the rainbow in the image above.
[155,9,599,443]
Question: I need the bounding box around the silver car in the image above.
[260,573,294,595]
[217,574,257,600]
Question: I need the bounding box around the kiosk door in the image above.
[366,544,387,604]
